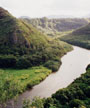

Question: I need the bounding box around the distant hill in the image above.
[47,15,74,19]
[20,16,31,19]
[21,17,89,37]
[0,7,72,70]
[60,23,90,49]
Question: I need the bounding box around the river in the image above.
[7,46,90,108]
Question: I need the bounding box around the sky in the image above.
[0,0,90,18]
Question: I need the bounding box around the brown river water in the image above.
[7,46,90,108]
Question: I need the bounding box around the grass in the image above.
[0,66,51,104]
[4,66,51,86]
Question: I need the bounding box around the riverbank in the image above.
[43,64,90,108]
[0,44,72,108]
[21,50,90,108]
[8,46,90,108]
[0,66,51,106]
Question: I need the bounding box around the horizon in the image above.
[0,0,90,18]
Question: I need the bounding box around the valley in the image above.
[0,6,90,108]
[7,46,90,108]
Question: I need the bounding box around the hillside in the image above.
[21,17,89,37]
[0,7,49,55]
[0,7,73,105]
[0,7,72,70]
[60,23,90,49]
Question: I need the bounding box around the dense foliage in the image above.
[0,39,72,71]
[60,23,90,49]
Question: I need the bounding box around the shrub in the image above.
[44,98,55,108]
[44,60,61,72]
[69,99,85,108]
[84,86,90,97]
[23,97,44,108]
[52,89,69,104]
[0,55,17,68]
[16,56,31,69]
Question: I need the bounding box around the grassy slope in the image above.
[60,23,90,49]
[0,7,72,71]
[0,7,49,54]
[0,66,51,104]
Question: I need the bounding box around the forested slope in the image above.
[0,7,72,70]
[60,23,90,49]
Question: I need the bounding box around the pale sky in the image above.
[0,0,90,18]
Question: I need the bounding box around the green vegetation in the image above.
[0,7,72,71]
[0,66,51,105]
[1,7,90,108]
[60,23,90,49]
[23,97,45,108]
[0,39,72,71]
[0,7,73,106]
[0,7,49,55]
[23,65,90,108]
[22,17,89,37]
[20,18,90,108]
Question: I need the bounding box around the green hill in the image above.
[0,7,73,105]
[0,7,72,70]
[0,7,49,55]
[21,17,89,37]
[60,23,90,49]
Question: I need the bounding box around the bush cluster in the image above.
[0,54,62,72]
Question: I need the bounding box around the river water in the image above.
[7,46,90,108]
